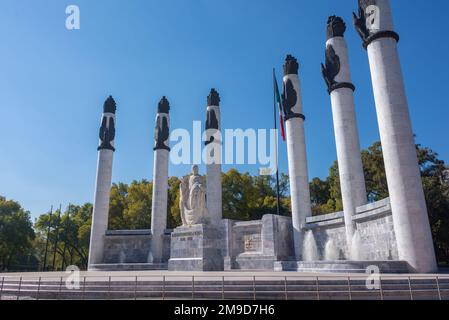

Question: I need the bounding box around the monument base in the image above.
[274,261,412,274]
[89,263,168,272]
[168,224,224,271]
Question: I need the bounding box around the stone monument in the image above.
[353,0,437,273]
[321,16,367,252]
[149,97,171,264]
[205,89,223,226]
[88,96,117,270]
[180,165,209,226]
[168,166,224,271]
[282,55,313,260]
[86,0,439,274]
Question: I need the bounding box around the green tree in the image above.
[222,169,290,221]
[0,196,36,271]
[123,180,152,229]
[361,141,389,201]
[34,204,92,270]
[417,145,449,264]
[167,177,182,229]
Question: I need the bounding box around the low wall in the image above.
[100,198,398,269]
[103,229,172,264]
[224,215,295,270]
[304,198,398,261]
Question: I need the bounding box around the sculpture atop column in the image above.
[282,54,312,260]
[321,15,367,253]
[321,16,355,94]
[180,165,209,226]
[88,96,117,269]
[149,96,171,264]
[353,0,399,49]
[205,88,223,225]
[353,0,437,273]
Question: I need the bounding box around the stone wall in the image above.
[103,229,172,264]
[101,198,397,269]
[224,215,295,270]
[304,198,398,261]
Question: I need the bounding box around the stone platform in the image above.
[89,263,168,272]
[168,224,224,271]
[274,261,412,274]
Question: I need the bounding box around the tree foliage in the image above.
[0,197,36,271]
[34,204,92,270]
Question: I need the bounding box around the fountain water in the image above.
[350,230,366,261]
[119,251,126,264]
[324,239,339,261]
[303,230,320,261]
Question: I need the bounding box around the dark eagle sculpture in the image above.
[99,116,115,151]
[205,108,219,145]
[321,44,341,92]
[282,79,297,118]
[206,109,218,131]
[353,5,370,42]
[154,116,170,151]
[205,88,220,145]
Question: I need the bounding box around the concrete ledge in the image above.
[356,198,391,214]
[304,198,392,230]
[89,263,168,271]
[275,260,412,274]
[353,205,391,222]
[306,211,344,224]
[105,230,152,236]
[305,218,345,229]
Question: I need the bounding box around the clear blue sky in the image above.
[1,0,448,220]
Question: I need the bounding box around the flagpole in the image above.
[52,204,62,271]
[273,68,281,216]
[42,205,53,271]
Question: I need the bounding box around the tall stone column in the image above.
[88,96,117,268]
[354,0,437,272]
[282,55,313,259]
[205,89,222,225]
[149,97,171,263]
[321,16,367,251]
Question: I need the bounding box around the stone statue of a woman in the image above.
[180,165,209,226]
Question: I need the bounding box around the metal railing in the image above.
[0,274,448,300]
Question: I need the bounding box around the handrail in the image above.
[0,274,447,300]
[436,276,442,301]
[408,277,413,300]
[0,276,4,297]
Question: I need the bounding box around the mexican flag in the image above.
[273,71,286,141]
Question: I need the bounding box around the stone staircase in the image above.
[1,276,449,300]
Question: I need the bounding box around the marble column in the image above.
[205,89,223,225]
[321,16,367,251]
[149,97,171,263]
[88,96,117,269]
[354,0,437,272]
[282,55,313,259]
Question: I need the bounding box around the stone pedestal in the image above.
[168,224,224,271]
